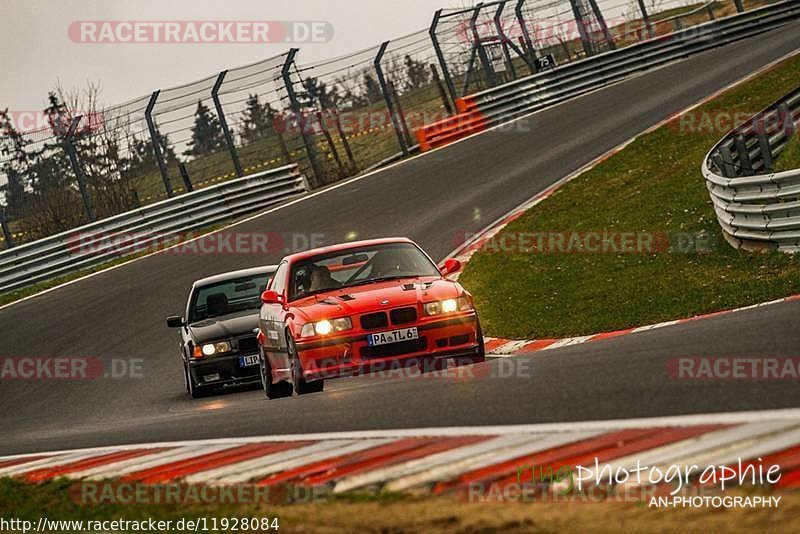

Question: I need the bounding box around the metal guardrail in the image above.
[461,0,800,126]
[703,87,800,250]
[0,165,308,294]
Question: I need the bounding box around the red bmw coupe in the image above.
[255,237,485,398]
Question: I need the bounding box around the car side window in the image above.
[270,262,288,295]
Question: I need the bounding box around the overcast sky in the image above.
[0,0,469,112]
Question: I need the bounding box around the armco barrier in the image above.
[0,165,308,295]
[703,87,800,250]
[422,0,800,146]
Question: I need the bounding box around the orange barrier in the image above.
[414,96,487,152]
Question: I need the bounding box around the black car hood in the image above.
[189,313,259,342]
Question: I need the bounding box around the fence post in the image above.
[568,0,597,57]
[388,80,413,147]
[471,4,498,88]
[430,64,454,116]
[430,9,458,103]
[636,0,655,39]
[0,207,14,249]
[212,70,244,178]
[144,90,174,198]
[493,2,517,80]
[587,0,616,51]
[330,107,356,171]
[733,0,745,13]
[515,0,539,64]
[374,41,409,156]
[316,111,345,174]
[179,163,193,192]
[64,116,96,222]
[706,3,716,21]
[281,48,324,187]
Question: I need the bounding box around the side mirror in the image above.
[440,258,462,277]
[166,316,185,328]
[261,290,283,304]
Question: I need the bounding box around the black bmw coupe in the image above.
[166,266,277,398]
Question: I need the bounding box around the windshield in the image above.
[289,243,440,301]
[189,274,271,322]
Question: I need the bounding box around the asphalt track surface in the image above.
[3,25,800,455]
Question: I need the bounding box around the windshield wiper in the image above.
[343,275,418,288]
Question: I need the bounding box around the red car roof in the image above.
[283,237,416,264]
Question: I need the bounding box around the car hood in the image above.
[290,277,462,322]
[188,312,259,342]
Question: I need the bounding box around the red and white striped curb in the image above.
[2,410,800,493]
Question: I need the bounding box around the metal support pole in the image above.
[587,0,616,50]
[568,0,596,57]
[0,208,14,249]
[282,48,324,187]
[212,70,244,178]
[636,0,655,39]
[494,1,518,80]
[179,163,193,192]
[430,64,454,116]
[496,1,537,75]
[330,108,356,171]
[316,111,344,174]
[64,116,96,222]
[733,0,745,13]
[430,10,458,104]
[388,80,413,147]
[515,0,539,63]
[144,91,173,198]
[471,4,498,88]
[706,2,716,21]
[374,41,409,156]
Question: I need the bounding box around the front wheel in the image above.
[288,333,324,395]
[260,346,292,399]
[185,362,209,399]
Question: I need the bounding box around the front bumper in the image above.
[294,312,482,381]
[188,352,261,388]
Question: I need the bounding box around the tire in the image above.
[288,332,324,395]
[185,362,210,399]
[260,346,292,399]
[476,317,486,359]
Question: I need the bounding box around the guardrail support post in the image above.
[515,0,539,63]
[636,0,655,39]
[212,70,244,178]
[282,49,324,188]
[706,3,716,21]
[733,0,745,13]
[374,41,409,156]
[430,9,458,104]
[733,134,753,175]
[144,91,174,199]
[64,116,96,222]
[756,132,773,171]
[179,163,193,192]
[0,207,14,249]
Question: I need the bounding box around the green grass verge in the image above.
[1,479,797,533]
[459,54,800,339]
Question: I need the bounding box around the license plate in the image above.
[239,355,259,367]
[367,327,419,346]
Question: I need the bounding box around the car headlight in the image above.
[195,341,232,358]
[424,297,471,316]
[301,317,353,337]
